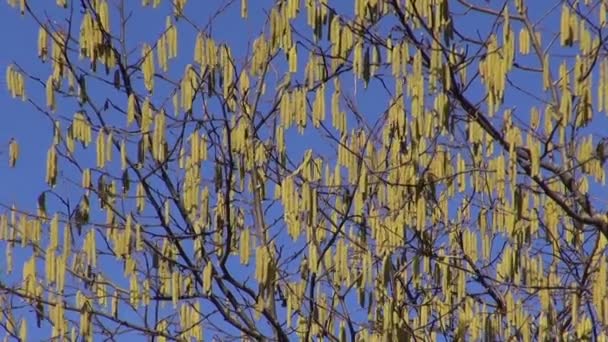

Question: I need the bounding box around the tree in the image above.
[2,0,608,340]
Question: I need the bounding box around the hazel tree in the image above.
[2,0,608,341]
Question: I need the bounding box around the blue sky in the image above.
[1,0,607,341]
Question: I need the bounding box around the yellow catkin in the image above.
[135,223,143,252]
[203,260,213,294]
[142,44,155,93]
[46,146,57,186]
[163,200,170,225]
[241,0,248,18]
[96,130,106,169]
[560,4,573,47]
[171,270,179,308]
[98,0,110,32]
[8,139,19,167]
[105,131,113,163]
[12,67,25,100]
[154,110,166,161]
[181,65,197,113]
[519,28,530,55]
[166,16,178,59]
[136,183,145,213]
[157,34,168,73]
[172,93,179,116]
[19,319,27,341]
[141,98,153,133]
[38,26,48,61]
[46,76,56,111]
[120,139,128,170]
[288,45,297,73]
[240,228,250,265]
[127,94,137,126]
[542,54,550,91]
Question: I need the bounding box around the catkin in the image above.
[171,270,179,308]
[560,4,573,47]
[157,34,168,73]
[8,139,19,167]
[38,26,48,61]
[103,134,113,168]
[239,228,250,265]
[127,93,137,126]
[98,0,110,32]
[46,76,56,111]
[96,130,106,169]
[166,16,178,59]
[120,139,128,170]
[46,146,57,186]
[172,93,179,116]
[142,44,155,93]
[19,319,27,341]
[241,0,248,18]
[153,110,166,161]
[141,98,153,133]
[519,28,530,55]
[288,45,298,73]
[174,0,187,17]
[203,260,213,294]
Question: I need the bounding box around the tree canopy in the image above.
[2,0,608,341]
